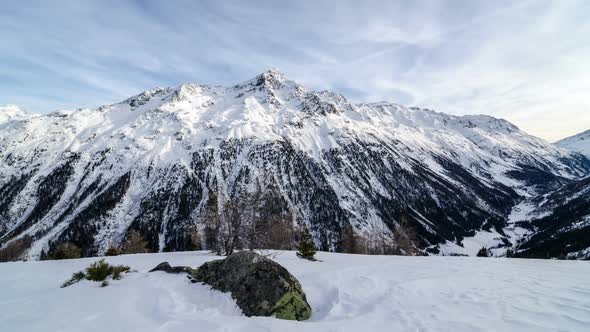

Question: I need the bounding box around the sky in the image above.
[1,0,589,142]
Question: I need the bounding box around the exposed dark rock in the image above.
[149,262,194,274]
[193,251,311,320]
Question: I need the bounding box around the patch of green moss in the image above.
[271,290,311,321]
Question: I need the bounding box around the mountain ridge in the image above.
[1,69,589,259]
[556,129,590,158]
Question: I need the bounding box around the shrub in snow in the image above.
[61,259,132,288]
[86,260,117,281]
[61,271,86,288]
[111,265,131,280]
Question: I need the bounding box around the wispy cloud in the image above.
[0,0,588,141]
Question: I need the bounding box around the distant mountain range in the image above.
[510,129,590,259]
[1,69,589,259]
[557,129,590,158]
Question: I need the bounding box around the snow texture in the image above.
[0,105,35,125]
[1,251,589,332]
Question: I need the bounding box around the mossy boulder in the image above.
[192,251,311,320]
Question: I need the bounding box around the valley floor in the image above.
[1,251,589,332]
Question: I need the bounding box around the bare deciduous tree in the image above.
[264,214,295,250]
[0,236,33,262]
[393,214,419,256]
[188,224,202,251]
[216,197,243,256]
[340,224,366,254]
[203,190,220,252]
[353,213,419,256]
[123,230,148,254]
[201,182,297,256]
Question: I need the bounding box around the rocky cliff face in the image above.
[1,69,589,258]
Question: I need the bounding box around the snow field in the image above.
[1,251,589,331]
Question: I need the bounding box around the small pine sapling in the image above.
[296,229,317,261]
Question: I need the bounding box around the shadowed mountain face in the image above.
[1,69,589,258]
[514,176,590,259]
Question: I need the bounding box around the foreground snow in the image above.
[1,251,589,332]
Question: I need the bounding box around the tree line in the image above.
[198,188,420,257]
[0,188,420,261]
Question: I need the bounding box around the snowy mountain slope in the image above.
[444,173,590,259]
[1,69,589,258]
[513,175,590,259]
[0,105,35,125]
[1,251,590,332]
[556,129,590,158]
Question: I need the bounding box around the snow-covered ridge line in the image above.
[1,69,589,259]
[0,105,37,125]
[556,129,590,158]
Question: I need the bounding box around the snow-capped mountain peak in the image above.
[1,70,589,259]
[556,129,590,158]
[0,105,35,125]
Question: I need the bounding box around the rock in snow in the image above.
[149,261,194,274]
[149,252,312,320]
[192,251,311,320]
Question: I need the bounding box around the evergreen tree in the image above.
[296,229,317,261]
[476,247,490,257]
